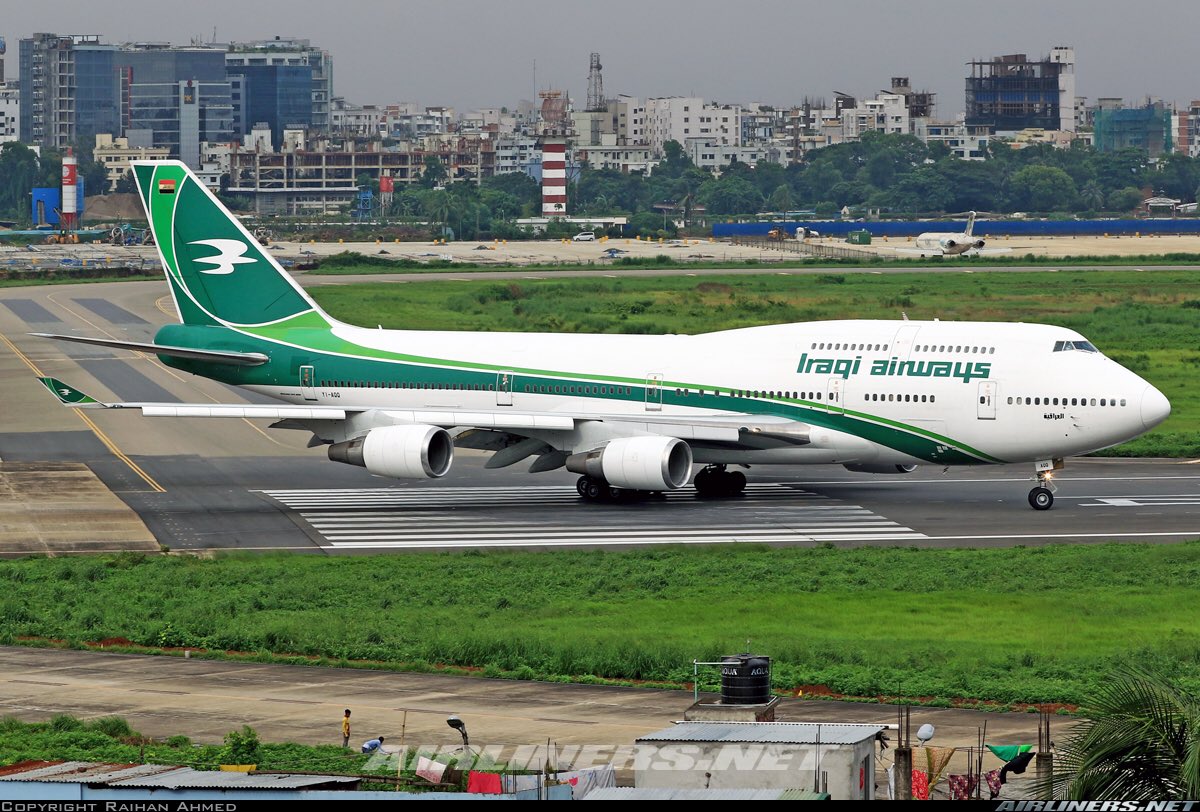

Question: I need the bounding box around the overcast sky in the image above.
[3,1,1196,116]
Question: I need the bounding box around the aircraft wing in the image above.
[38,377,805,446]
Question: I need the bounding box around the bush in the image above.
[222,725,261,765]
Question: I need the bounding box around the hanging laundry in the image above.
[414,755,446,784]
[925,745,956,788]
[912,769,930,800]
[551,765,617,799]
[986,769,1003,799]
[467,771,503,794]
[987,744,1033,762]
[948,774,979,800]
[1000,751,1037,784]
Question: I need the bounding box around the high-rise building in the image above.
[225,64,313,148]
[965,47,1075,134]
[119,46,233,167]
[225,37,332,132]
[19,33,120,149]
[0,82,19,145]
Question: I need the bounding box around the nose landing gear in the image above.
[1028,459,1063,511]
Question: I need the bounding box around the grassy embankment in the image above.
[310,269,1200,458]
[0,715,378,774]
[306,249,1200,274]
[3,545,1200,706]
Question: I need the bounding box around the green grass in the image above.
[4,545,1200,705]
[310,269,1200,457]
[0,714,408,779]
[307,250,1200,275]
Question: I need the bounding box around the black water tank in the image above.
[720,653,771,705]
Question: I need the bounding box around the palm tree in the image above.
[1043,667,1200,800]
[1080,181,1106,212]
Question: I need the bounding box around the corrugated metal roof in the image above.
[0,761,358,790]
[112,771,359,790]
[0,762,179,783]
[636,721,884,745]
[585,788,802,800]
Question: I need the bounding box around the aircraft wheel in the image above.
[585,479,606,501]
[726,470,747,494]
[1028,487,1054,511]
[576,476,591,497]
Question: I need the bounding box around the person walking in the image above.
[341,709,352,748]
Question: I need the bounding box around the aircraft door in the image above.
[977,381,997,419]
[496,370,514,406]
[645,373,664,411]
[299,365,317,401]
[826,377,844,414]
[890,324,921,362]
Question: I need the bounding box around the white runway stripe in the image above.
[256,483,927,549]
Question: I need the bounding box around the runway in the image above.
[0,279,1197,554]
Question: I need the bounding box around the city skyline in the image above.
[2,0,1197,116]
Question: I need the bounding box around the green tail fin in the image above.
[39,377,100,406]
[131,161,329,329]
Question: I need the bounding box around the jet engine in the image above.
[843,463,918,474]
[328,424,453,479]
[566,436,693,491]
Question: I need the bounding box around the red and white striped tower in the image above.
[61,147,78,233]
[541,139,568,217]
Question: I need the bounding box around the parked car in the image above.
[572,231,596,242]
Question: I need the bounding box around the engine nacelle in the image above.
[566,436,693,491]
[328,424,453,479]
[843,463,918,475]
[971,239,986,250]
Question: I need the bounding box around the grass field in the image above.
[310,269,1200,457]
[4,544,1200,706]
[306,250,1200,275]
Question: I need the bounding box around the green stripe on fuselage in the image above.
[154,324,1002,465]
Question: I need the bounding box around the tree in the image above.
[767,183,793,212]
[698,174,763,215]
[0,142,42,216]
[1044,668,1200,801]
[1079,181,1106,211]
[1006,165,1078,212]
[420,155,448,189]
[1107,186,1144,213]
[114,171,137,195]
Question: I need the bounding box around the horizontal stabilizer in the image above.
[39,377,99,406]
[31,333,269,366]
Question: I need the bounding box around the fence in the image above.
[730,235,883,261]
[715,218,1200,239]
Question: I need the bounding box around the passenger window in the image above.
[1120,398,1127,407]
[1101,399,1107,407]
[1007,397,1013,404]
[1090,398,1096,406]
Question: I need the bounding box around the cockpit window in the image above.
[1053,340,1099,353]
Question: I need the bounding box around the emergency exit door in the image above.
[977,381,997,419]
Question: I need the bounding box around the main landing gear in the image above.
[1028,459,1063,511]
[576,475,662,502]
[693,465,748,498]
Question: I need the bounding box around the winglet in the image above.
[39,377,100,406]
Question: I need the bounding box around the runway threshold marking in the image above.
[0,330,165,493]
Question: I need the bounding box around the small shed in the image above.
[634,721,883,800]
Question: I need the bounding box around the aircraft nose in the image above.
[1140,385,1171,430]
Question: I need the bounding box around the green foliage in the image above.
[0,715,385,775]
[7,543,1200,705]
[1045,668,1200,800]
[222,725,262,765]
